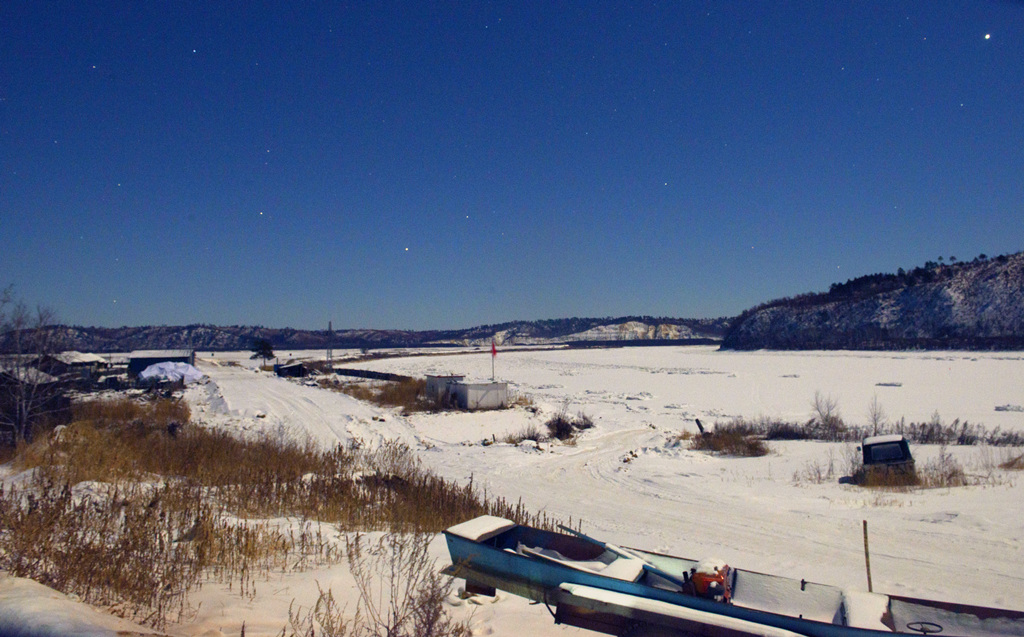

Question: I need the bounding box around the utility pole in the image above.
[327,320,333,369]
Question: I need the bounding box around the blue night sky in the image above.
[2,2,1022,330]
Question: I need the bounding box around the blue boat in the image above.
[443,515,1024,637]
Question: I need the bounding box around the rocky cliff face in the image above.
[722,253,1024,350]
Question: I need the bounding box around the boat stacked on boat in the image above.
[443,515,1024,637]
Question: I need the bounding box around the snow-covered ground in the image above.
[3,346,1023,636]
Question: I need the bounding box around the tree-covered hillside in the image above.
[722,252,1024,350]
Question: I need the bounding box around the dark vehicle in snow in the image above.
[858,434,916,485]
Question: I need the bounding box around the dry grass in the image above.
[0,396,558,629]
[72,396,191,426]
[375,378,426,410]
[324,377,535,415]
[501,426,544,446]
[544,404,595,442]
[715,397,1024,447]
[285,533,469,637]
[321,378,435,414]
[286,582,350,637]
[917,448,968,488]
[1000,452,1024,471]
[844,439,919,489]
[508,391,535,409]
[793,444,1016,492]
[324,379,375,401]
[504,423,545,445]
[668,430,695,447]
[690,422,769,457]
[0,476,334,626]
[848,447,981,490]
[855,465,922,489]
[0,444,17,465]
[795,448,840,484]
[351,533,467,637]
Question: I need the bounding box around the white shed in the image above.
[425,374,465,401]
[450,382,508,410]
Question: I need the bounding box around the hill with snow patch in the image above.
[44,316,730,352]
[722,252,1024,350]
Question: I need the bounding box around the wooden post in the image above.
[863,519,873,592]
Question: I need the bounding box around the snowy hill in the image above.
[34,253,1024,354]
[43,316,730,353]
[464,317,726,346]
[723,252,1024,350]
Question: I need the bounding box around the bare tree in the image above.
[867,394,887,436]
[0,286,68,443]
[810,390,845,441]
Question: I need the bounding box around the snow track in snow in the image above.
[184,349,1024,623]
[192,362,418,448]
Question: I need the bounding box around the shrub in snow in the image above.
[544,408,594,442]
[690,422,769,457]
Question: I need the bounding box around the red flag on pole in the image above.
[490,340,497,381]
[491,340,497,357]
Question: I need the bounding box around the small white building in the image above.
[450,382,508,410]
[425,374,465,401]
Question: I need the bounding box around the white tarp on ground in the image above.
[138,361,206,384]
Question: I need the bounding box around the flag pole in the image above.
[491,340,496,381]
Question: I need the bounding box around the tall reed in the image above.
[0,397,558,628]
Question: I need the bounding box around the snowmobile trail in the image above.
[194,362,418,448]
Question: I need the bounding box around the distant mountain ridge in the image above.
[46,316,731,353]
[722,252,1024,350]
[22,253,1024,353]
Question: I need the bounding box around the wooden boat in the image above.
[443,515,1024,637]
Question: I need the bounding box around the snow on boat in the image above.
[443,515,1024,637]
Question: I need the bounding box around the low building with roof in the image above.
[35,351,109,377]
[425,374,466,401]
[127,349,195,377]
[274,361,308,378]
[450,381,508,410]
